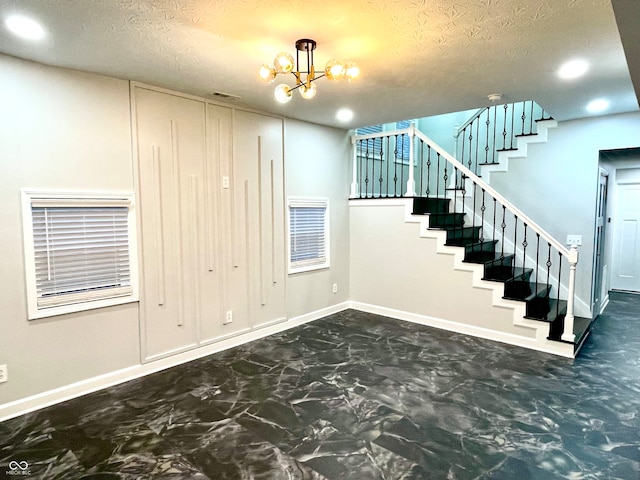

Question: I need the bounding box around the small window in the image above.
[356,124,383,159]
[395,120,412,164]
[288,197,329,274]
[22,191,138,319]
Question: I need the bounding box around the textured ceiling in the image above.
[0,0,638,129]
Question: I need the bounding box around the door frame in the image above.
[591,168,609,315]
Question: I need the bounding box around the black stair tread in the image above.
[572,316,592,349]
[445,227,482,246]
[496,147,518,152]
[478,162,500,166]
[412,197,451,214]
[428,212,465,229]
[465,250,499,264]
[547,316,592,346]
[483,266,532,282]
[503,282,550,302]
[524,298,567,322]
[485,254,515,267]
[515,133,538,138]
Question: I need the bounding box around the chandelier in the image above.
[259,39,360,103]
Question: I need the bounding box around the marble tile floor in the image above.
[1,292,639,479]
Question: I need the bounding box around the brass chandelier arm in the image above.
[288,72,327,92]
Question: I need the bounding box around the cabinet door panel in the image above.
[135,88,206,360]
[233,111,286,329]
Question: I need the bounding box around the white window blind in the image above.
[395,120,412,162]
[288,198,329,273]
[356,124,383,156]
[22,192,137,319]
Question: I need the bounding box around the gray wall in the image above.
[0,54,352,409]
[0,55,141,404]
[488,111,640,316]
[284,119,351,317]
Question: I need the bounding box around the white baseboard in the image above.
[0,302,349,423]
[348,301,574,358]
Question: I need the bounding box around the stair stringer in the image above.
[398,199,575,357]
[480,119,558,184]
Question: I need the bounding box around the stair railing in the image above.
[350,124,417,198]
[351,124,578,343]
[454,101,553,176]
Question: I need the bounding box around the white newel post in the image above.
[561,244,579,342]
[405,123,416,197]
[350,136,358,198]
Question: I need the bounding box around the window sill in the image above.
[28,296,139,320]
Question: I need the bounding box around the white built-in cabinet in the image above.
[133,86,286,361]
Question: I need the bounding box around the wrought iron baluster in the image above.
[557,253,562,319]
[513,215,518,275]
[546,243,552,297]
[472,182,477,231]
[393,135,399,197]
[492,197,497,246]
[477,188,485,258]
[520,101,526,136]
[389,135,402,197]
[453,166,459,240]
[467,124,473,178]
[509,103,516,149]
[529,101,534,134]
[384,135,389,197]
[461,126,467,176]
[522,223,528,273]
[371,137,377,198]
[502,104,508,150]
[535,233,540,289]
[492,106,498,163]
[485,109,490,165]
[426,145,432,196]
[378,136,384,197]
[418,140,424,198]
[365,138,371,198]
[500,205,506,259]
[438,153,443,199]
[357,140,362,197]
[480,189,486,240]
[474,116,480,175]
[400,134,405,197]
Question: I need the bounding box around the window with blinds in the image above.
[395,120,412,164]
[22,192,137,319]
[288,197,329,274]
[356,124,383,158]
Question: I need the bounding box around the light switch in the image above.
[566,234,582,246]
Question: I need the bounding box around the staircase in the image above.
[350,101,593,357]
[412,196,591,351]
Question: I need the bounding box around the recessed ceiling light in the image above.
[336,108,354,122]
[558,59,589,80]
[5,14,45,40]
[586,98,609,113]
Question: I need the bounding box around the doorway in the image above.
[611,176,640,293]
[591,169,609,314]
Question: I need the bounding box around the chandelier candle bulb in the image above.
[274,84,292,103]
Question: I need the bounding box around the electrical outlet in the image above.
[0,364,7,384]
[222,176,230,189]
[332,283,338,294]
[224,310,233,324]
